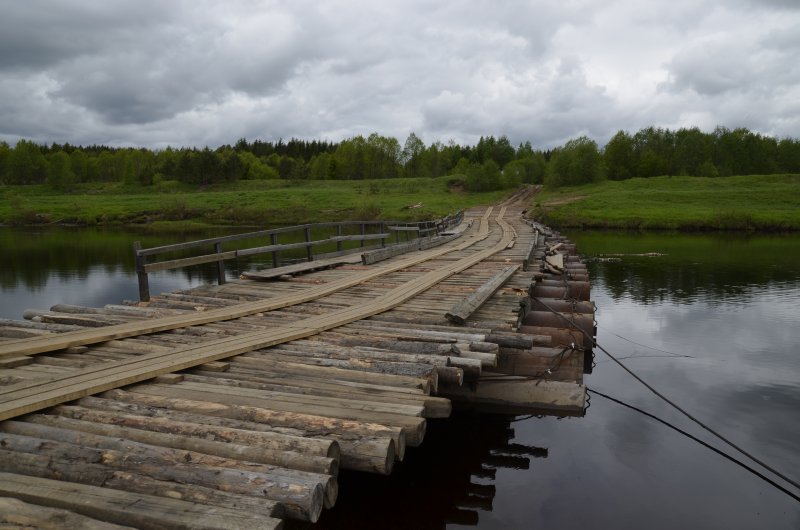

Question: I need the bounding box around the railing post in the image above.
[214,242,226,285]
[271,233,279,268]
[360,223,366,248]
[133,241,150,302]
[305,227,313,261]
[336,224,342,253]
[380,222,386,247]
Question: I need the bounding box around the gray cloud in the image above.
[0,0,798,148]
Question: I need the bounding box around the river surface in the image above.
[1,227,799,529]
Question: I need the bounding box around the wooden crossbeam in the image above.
[445,265,520,325]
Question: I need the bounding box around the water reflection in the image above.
[571,231,800,305]
[289,413,550,530]
[0,226,320,319]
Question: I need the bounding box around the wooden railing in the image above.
[133,211,464,301]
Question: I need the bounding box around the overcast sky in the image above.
[1,0,798,150]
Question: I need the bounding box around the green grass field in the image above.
[0,177,509,228]
[532,174,800,231]
[3,174,798,231]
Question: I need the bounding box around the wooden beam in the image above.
[144,250,237,273]
[445,265,520,325]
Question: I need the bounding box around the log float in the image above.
[0,197,591,528]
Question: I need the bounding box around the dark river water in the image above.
[1,227,799,529]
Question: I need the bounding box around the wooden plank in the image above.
[241,254,363,281]
[0,356,33,368]
[445,265,520,325]
[0,472,284,530]
[544,252,564,271]
[522,229,539,271]
[144,250,238,273]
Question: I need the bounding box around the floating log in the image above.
[529,298,595,314]
[232,356,430,394]
[64,397,337,456]
[24,412,338,476]
[130,382,427,436]
[0,431,324,522]
[180,373,451,419]
[529,283,591,301]
[102,389,407,467]
[0,496,134,530]
[517,325,588,350]
[521,311,594,337]
[0,472,284,530]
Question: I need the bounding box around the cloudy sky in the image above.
[1,0,798,149]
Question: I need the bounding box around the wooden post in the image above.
[213,242,226,285]
[380,222,386,247]
[305,227,313,262]
[336,224,343,252]
[133,241,150,302]
[270,233,279,268]
[360,223,366,248]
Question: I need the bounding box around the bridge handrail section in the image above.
[133,211,463,301]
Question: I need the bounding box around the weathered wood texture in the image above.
[0,192,590,528]
[446,265,520,325]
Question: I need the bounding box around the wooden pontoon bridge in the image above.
[0,187,594,529]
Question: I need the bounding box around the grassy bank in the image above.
[532,174,800,231]
[0,177,509,228]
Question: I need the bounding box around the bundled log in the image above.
[129,382,427,439]
[240,350,440,384]
[0,496,133,530]
[180,372,452,419]
[214,362,428,397]
[25,412,338,476]
[231,357,430,394]
[101,389,405,471]
[0,430,325,522]
[0,472,284,530]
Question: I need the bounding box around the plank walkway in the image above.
[0,188,592,529]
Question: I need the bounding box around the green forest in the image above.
[1,126,799,192]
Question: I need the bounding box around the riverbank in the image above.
[0,177,508,228]
[532,174,800,231]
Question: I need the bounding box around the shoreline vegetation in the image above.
[533,174,800,231]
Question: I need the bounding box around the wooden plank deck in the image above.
[0,188,593,528]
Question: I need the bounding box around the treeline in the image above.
[0,133,545,191]
[1,126,798,191]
